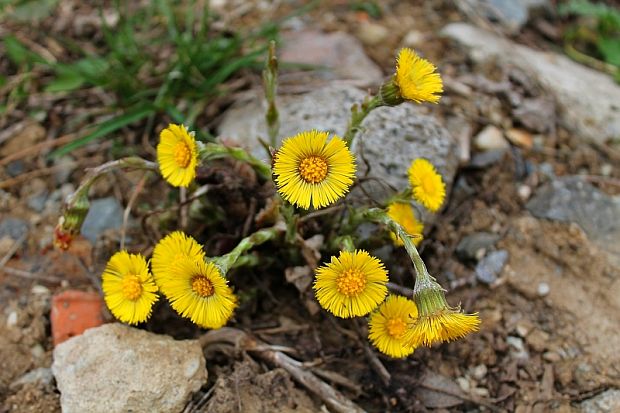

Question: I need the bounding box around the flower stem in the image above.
[343,96,381,146]
[215,226,282,275]
[263,40,280,148]
[198,142,272,181]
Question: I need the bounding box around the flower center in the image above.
[386,317,407,338]
[299,156,328,184]
[121,275,143,301]
[336,268,367,296]
[174,142,192,168]
[191,275,214,297]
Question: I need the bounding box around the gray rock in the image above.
[506,335,529,361]
[27,190,49,212]
[218,84,458,218]
[0,217,28,240]
[52,323,207,413]
[6,160,25,177]
[475,250,509,284]
[81,197,124,244]
[54,155,76,184]
[512,97,555,133]
[10,368,53,389]
[469,149,507,168]
[463,0,550,33]
[579,389,620,413]
[442,23,620,144]
[280,30,383,88]
[457,232,501,261]
[526,176,620,261]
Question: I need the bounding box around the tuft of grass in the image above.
[559,0,620,81]
[2,0,278,157]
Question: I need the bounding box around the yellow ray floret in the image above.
[314,250,388,318]
[273,130,356,209]
[157,124,198,187]
[408,158,446,212]
[405,310,480,348]
[395,48,443,104]
[386,202,424,247]
[369,295,419,358]
[102,251,159,325]
[151,231,206,295]
[163,257,237,329]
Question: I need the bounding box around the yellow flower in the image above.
[404,278,480,347]
[406,311,481,348]
[408,158,446,212]
[386,202,424,247]
[368,295,418,358]
[101,251,159,325]
[163,257,237,329]
[152,231,205,294]
[314,250,388,318]
[395,48,443,104]
[157,124,198,187]
[273,130,356,209]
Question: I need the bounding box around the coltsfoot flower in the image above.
[157,124,198,187]
[152,231,206,294]
[386,202,424,247]
[395,48,443,104]
[368,295,418,358]
[314,250,388,318]
[404,277,480,347]
[273,130,356,209]
[164,257,237,329]
[408,158,446,212]
[102,251,159,325]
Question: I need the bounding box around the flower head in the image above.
[163,257,237,329]
[314,250,388,318]
[102,251,159,325]
[369,295,419,358]
[152,231,206,294]
[404,277,480,347]
[157,124,198,187]
[408,158,446,212]
[273,130,356,209]
[395,48,443,104]
[386,202,424,247]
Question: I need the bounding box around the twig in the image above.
[353,319,391,386]
[387,282,414,297]
[1,266,63,283]
[199,328,365,413]
[417,381,502,412]
[179,187,188,230]
[0,232,27,269]
[0,162,78,189]
[583,175,620,189]
[120,173,149,250]
[299,204,345,223]
[0,133,76,167]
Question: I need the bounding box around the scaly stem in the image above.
[343,95,381,146]
[214,226,282,275]
[198,142,272,181]
[263,40,280,148]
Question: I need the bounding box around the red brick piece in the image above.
[51,290,105,345]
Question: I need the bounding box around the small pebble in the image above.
[31,284,51,296]
[517,184,531,201]
[473,387,490,398]
[6,311,18,327]
[456,376,471,392]
[31,343,45,359]
[472,364,488,380]
[543,351,561,362]
[600,163,613,176]
[537,282,550,297]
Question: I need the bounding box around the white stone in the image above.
[474,125,509,151]
[52,323,207,413]
[442,23,620,144]
[537,282,550,297]
[6,311,17,327]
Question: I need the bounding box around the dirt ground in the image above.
[1,1,620,412]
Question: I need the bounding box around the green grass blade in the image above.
[50,105,155,158]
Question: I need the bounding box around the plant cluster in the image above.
[55,46,479,358]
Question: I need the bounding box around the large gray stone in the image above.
[218,84,458,215]
[52,323,207,413]
[579,389,620,413]
[526,176,620,263]
[81,197,124,244]
[280,30,383,88]
[462,0,550,33]
[442,23,620,144]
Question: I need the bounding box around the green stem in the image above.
[198,142,272,181]
[343,96,381,146]
[263,40,280,148]
[215,226,281,274]
[334,235,356,252]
